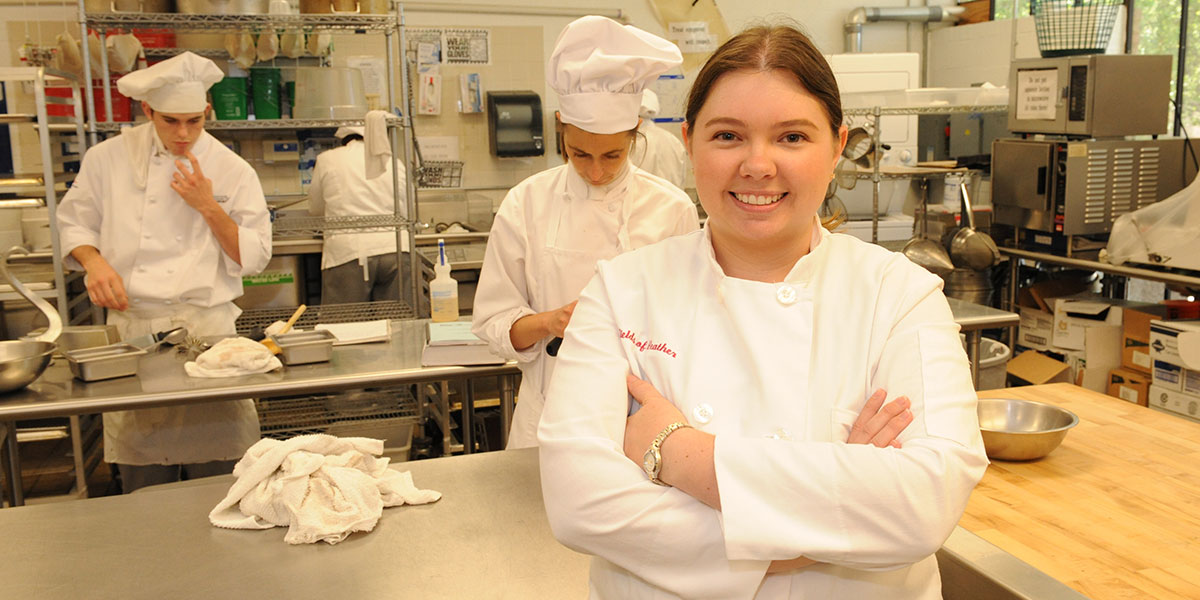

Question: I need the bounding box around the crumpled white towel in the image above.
[184,336,282,378]
[364,109,391,180]
[209,434,441,545]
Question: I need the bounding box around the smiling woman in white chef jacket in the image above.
[472,16,700,449]
[537,25,989,599]
[57,52,272,492]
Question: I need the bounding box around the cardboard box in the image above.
[1014,280,1090,352]
[1052,298,1152,351]
[1153,360,1183,391]
[1122,304,1171,373]
[1018,306,1056,351]
[1148,319,1200,369]
[1108,367,1150,406]
[1147,384,1200,421]
[1007,350,1072,386]
[1058,325,1123,393]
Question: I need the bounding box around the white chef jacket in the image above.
[472,162,699,449]
[308,139,409,271]
[57,123,272,465]
[538,220,989,599]
[634,120,688,190]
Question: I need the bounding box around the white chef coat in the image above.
[472,162,699,449]
[634,120,688,190]
[538,220,989,599]
[58,124,272,306]
[57,123,272,465]
[308,139,409,271]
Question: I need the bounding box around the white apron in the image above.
[506,171,634,448]
[103,301,261,465]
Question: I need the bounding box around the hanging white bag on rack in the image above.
[256,32,279,62]
[280,31,305,58]
[1106,172,1200,270]
[55,33,85,80]
[306,33,333,57]
[107,33,143,75]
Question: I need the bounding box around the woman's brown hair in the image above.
[684,24,846,229]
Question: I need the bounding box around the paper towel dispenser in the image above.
[487,91,544,157]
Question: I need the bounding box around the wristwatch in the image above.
[642,422,692,486]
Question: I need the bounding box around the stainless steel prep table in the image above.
[0,319,518,506]
[946,297,1020,388]
[0,447,1081,600]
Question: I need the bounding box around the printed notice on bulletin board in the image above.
[1015,68,1058,120]
[408,29,444,65]
[444,29,490,65]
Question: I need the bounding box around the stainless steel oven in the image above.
[991,138,1192,236]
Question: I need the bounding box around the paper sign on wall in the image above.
[444,28,490,65]
[1015,68,1058,120]
[345,56,387,111]
[417,136,461,161]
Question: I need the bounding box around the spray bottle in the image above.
[430,238,459,322]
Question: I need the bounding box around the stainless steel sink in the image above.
[938,528,1088,600]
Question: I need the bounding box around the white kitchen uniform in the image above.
[308,138,409,271]
[538,220,989,599]
[634,120,688,189]
[472,163,698,448]
[57,124,272,465]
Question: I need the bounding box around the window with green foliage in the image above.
[993,1,1197,135]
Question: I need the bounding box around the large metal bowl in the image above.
[977,397,1079,461]
[0,340,55,394]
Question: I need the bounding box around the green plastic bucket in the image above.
[211,77,248,120]
[250,68,282,120]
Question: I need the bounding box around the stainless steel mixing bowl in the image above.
[977,397,1079,461]
[0,340,55,394]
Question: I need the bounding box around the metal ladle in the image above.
[949,180,1001,271]
[901,181,955,276]
[147,327,188,352]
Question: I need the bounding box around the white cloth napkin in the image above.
[363,109,391,180]
[184,336,282,378]
[121,122,155,190]
[209,434,441,545]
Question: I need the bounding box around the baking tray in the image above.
[271,329,336,365]
[65,343,147,382]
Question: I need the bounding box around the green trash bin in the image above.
[211,76,248,120]
[250,68,282,120]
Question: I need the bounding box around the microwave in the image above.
[1007,55,1172,137]
[991,138,1192,236]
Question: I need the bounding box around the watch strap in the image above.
[648,421,691,485]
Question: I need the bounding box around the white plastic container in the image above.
[430,238,459,322]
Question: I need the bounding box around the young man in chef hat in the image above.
[472,16,699,449]
[57,51,272,492]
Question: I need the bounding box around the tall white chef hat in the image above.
[639,89,660,119]
[335,126,365,140]
[117,51,223,114]
[547,16,682,135]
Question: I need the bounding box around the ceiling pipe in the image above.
[844,5,965,53]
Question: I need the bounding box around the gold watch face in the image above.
[643,448,657,475]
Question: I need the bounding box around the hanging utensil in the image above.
[949,179,1001,271]
[901,181,955,276]
[0,246,63,393]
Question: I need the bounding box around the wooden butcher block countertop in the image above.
[965,383,1200,600]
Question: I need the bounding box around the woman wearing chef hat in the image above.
[472,16,700,449]
[537,24,988,598]
[57,52,272,492]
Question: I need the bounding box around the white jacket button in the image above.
[776,284,797,305]
[692,403,714,424]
